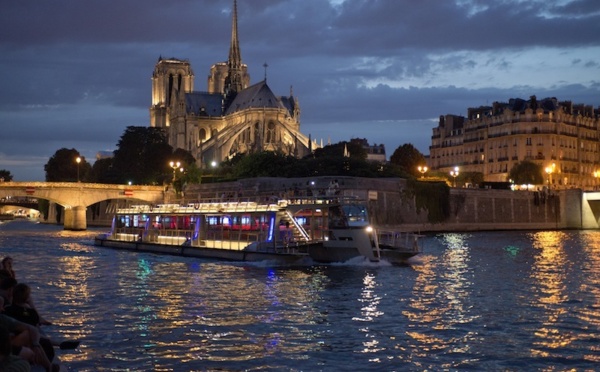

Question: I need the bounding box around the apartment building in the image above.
[430,96,600,189]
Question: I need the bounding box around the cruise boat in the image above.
[93,196,421,265]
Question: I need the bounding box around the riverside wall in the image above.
[90,176,590,233]
[184,177,586,233]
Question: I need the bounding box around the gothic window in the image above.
[199,128,206,142]
[254,122,260,143]
[266,122,276,143]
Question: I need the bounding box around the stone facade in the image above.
[430,96,600,189]
[149,0,315,169]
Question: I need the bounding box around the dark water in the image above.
[1,220,599,371]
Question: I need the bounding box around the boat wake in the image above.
[329,256,393,267]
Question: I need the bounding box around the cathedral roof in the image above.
[185,92,223,117]
[224,80,289,115]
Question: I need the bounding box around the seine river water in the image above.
[1,220,600,371]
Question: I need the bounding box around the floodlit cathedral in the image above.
[149,0,315,168]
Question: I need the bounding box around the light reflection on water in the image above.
[1,221,600,370]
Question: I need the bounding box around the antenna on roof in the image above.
[263,62,268,82]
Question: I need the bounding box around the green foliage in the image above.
[172,148,196,166]
[214,142,401,180]
[44,148,91,182]
[111,126,173,185]
[389,143,426,177]
[0,169,13,182]
[407,180,450,223]
[88,158,114,183]
[459,171,484,187]
[228,151,299,178]
[509,160,544,185]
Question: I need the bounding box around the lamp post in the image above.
[75,156,81,182]
[449,166,459,187]
[169,161,181,184]
[545,166,553,187]
[418,165,428,179]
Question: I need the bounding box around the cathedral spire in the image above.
[225,0,243,94]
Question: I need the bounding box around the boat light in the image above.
[365,226,373,233]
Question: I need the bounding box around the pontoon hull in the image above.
[93,236,312,264]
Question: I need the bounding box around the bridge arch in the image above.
[0,182,166,230]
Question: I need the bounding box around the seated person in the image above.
[1,257,16,279]
[0,264,51,326]
[0,275,17,307]
[0,313,55,371]
[0,325,30,372]
[4,284,40,326]
[5,284,57,362]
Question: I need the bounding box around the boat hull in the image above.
[93,236,312,264]
[308,244,418,265]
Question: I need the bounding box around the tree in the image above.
[172,148,196,166]
[390,143,426,177]
[88,157,115,183]
[44,148,91,182]
[508,160,544,185]
[111,126,173,185]
[0,169,13,182]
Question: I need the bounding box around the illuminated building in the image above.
[149,0,315,168]
[429,96,600,188]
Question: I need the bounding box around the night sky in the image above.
[1,0,599,181]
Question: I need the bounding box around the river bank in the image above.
[56,176,597,233]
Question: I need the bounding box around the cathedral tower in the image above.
[150,57,194,128]
[208,0,249,94]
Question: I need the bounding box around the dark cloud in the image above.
[0,0,598,181]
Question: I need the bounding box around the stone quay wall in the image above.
[184,177,583,233]
[89,177,585,232]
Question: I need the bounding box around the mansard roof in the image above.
[185,92,223,117]
[224,80,290,115]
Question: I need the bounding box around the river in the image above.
[1,220,599,371]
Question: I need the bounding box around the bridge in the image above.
[0,182,167,230]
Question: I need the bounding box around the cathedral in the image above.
[149,0,315,168]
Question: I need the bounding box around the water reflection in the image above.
[354,272,384,357]
[3,223,600,370]
[527,231,571,356]
[402,233,479,367]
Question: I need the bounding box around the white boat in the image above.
[93,196,421,265]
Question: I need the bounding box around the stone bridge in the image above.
[0,182,167,230]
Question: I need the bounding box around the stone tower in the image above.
[150,58,194,128]
[149,0,315,167]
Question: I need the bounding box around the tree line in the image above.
[1,125,546,187]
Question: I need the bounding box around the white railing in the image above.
[376,230,422,252]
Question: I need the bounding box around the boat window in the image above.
[329,206,348,228]
[341,204,369,227]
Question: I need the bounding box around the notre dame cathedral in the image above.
[149,0,316,168]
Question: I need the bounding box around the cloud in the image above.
[0,0,599,181]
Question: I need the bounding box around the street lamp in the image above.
[75,156,81,182]
[450,166,459,187]
[169,161,181,184]
[545,165,554,187]
[418,165,428,179]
